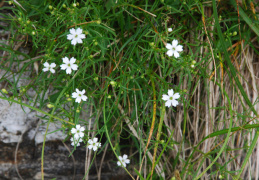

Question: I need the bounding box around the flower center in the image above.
[93,143,96,146]
[77,130,80,133]
[75,34,78,38]
[79,94,81,97]
[169,97,173,100]
[68,63,71,67]
[172,47,176,51]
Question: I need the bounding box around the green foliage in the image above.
[0,0,259,179]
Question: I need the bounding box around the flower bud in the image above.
[110,81,116,86]
[94,77,98,81]
[1,89,8,94]
[9,1,13,5]
[47,104,54,108]
[96,20,101,24]
[107,95,111,99]
[48,5,53,10]
[32,31,36,35]
[76,109,80,113]
[67,98,72,101]
[62,4,66,8]
[18,17,22,21]
[233,31,237,36]
[72,3,76,7]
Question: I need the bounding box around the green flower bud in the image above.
[2,89,8,94]
[18,17,22,21]
[72,3,76,7]
[48,5,53,10]
[107,95,111,99]
[26,20,30,24]
[94,41,98,46]
[110,81,116,86]
[62,4,66,8]
[67,98,72,101]
[32,31,36,35]
[192,60,196,64]
[233,31,237,36]
[9,1,13,5]
[47,104,54,108]
[94,77,98,81]
[76,109,80,113]
[96,20,101,24]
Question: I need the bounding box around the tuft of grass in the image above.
[0,0,259,179]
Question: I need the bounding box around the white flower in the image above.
[168,28,173,32]
[70,137,82,147]
[42,62,56,73]
[60,57,78,74]
[117,154,130,167]
[67,28,85,45]
[162,89,180,107]
[166,40,183,58]
[71,124,85,139]
[87,137,101,151]
[72,89,88,103]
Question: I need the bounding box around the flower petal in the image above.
[43,62,49,67]
[69,28,76,35]
[166,49,173,57]
[162,94,169,101]
[173,51,180,58]
[76,28,83,34]
[63,57,69,64]
[172,40,178,47]
[66,67,72,74]
[50,69,55,73]
[166,43,172,50]
[165,100,172,107]
[176,45,183,52]
[42,68,48,72]
[172,99,179,107]
[60,64,67,70]
[71,64,78,70]
[168,89,174,96]
[67,34,74,40]
[173,93,180,99]
[70,57,76,64]
[71,39,77,45]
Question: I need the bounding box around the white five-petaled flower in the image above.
[72,89,88,103]
[162,89,180,107]
[60,57,78,74]
[71,124,85,139]
[117,154,130,167]
[168,28,173,32]
[166,40,183,58]
[67,28,85,45]
[42,62,56,73]
[70,137,82,147]
[87,137,101,151]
